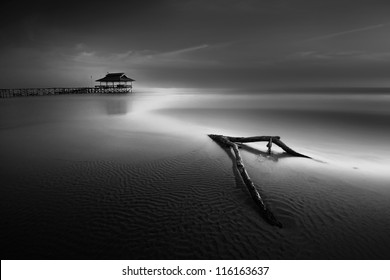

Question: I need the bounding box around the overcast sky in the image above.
[1,0,390,89]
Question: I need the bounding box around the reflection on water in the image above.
[0,93,206,166]
[104,97,131,115]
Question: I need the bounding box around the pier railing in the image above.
[0,86,133,98]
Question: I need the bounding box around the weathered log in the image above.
[224,135,311,158]
[209,134,283,227]
[209,134,311,228]
[266,137,273,155]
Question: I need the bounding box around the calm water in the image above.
[2,90,390,172]
[152,89,390,181]
[1,89,390,259]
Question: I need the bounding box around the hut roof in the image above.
[96,73,135,82]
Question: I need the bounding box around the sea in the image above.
[1,88,390,259]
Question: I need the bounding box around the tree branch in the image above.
[209,134,311,228]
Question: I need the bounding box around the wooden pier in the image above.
[1,72,135,98]
[0,86,133,99]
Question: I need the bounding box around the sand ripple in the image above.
[1,138,390,259]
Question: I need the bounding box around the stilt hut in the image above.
[95,73,135,93]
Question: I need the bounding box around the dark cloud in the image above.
[1,0,390,88]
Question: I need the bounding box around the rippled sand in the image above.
[1,92,390,259]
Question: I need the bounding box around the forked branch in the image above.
[209,134,311,228]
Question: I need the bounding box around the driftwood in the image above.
[209,134,311,228]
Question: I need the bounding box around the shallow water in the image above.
[154,91,390,180]
[1,89,390,259]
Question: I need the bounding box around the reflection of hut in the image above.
[105,98,130,115]
[96,73,135,93]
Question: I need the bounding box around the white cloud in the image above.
[288,50,390,62]
[70,44,219,69]
[160,44,209,56]
[303,23,387,42]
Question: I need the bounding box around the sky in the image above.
[1,0,390,89]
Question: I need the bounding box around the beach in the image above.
[1,89,390,259]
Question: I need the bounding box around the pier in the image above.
[0,72,135,98]
[0,86,133,98]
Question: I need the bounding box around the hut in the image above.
[95,73,135,93]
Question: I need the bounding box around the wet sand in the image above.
[1,91,390,259]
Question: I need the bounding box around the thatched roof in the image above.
[96,73,135,82]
